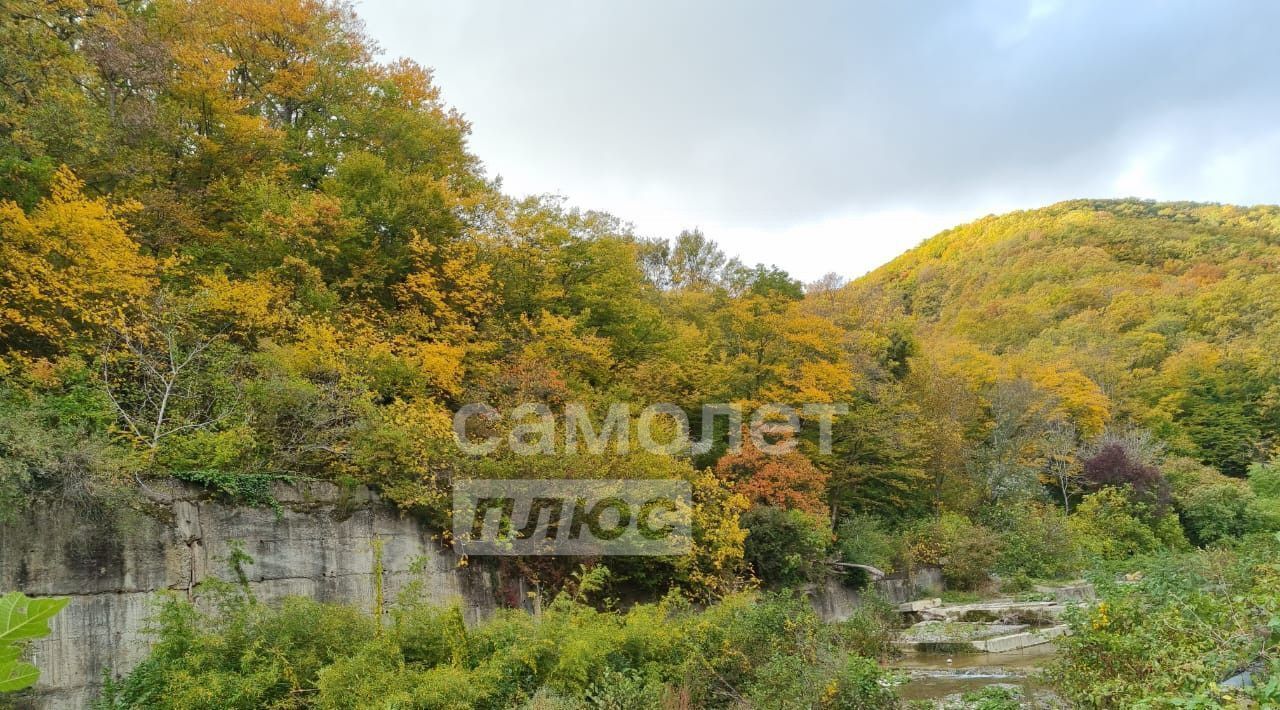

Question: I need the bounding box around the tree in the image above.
[667,229,727,291]
[906,360,984,514]
[714,443,830,517]
[972,379,1057,503]
[100,298,234,454]
[825,393,931,522]
[1031,364,1111,438]
[740,506,830,587]
[0,168,156,358]
[1042,420,1082,513]
[1081,441,1171,510]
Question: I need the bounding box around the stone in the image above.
[919,600,1065,625]
[894,621,1034,652]
[808,566,943,622]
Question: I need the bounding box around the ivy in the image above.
[171,470,295,513]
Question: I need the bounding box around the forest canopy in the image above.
[3,0,1280,604]
[6,1,1280,707]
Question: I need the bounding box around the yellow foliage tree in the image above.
[0,168,156,358]
[189,270,292,342]
[1031,363,1111,437]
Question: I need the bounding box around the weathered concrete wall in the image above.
[0,482,497,709]
[809,566,944,622]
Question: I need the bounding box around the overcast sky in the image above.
[356,0,1280,282]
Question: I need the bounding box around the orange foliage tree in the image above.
[714,438,831,517]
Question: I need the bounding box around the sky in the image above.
[356,0,1280,282]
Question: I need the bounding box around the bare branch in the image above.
[101,359,145,443]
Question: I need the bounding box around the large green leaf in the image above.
[0,658,39,693]
[0,593,68,644]
[0,592,68,693]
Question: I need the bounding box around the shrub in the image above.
[1178,480,1257,544]
[906,513,1002,591]
[1166,457,1264,544]
[1047,534,1280,706]
[1163,455,1219,496]
[1069,488,1188,561]
[1249,497,1280,532]
[582,668,665,710]
[985,502,1080,580]
[741,506,831,587]
[748,653,896,710]
[1248,457,1280,499]
[0,372,138,518]
[155,426,257,472]
[827,595,900,661]
[103,585,902,710]
[1082,442,1171,509]
[955,686,1023,710]
[833,513,900,586]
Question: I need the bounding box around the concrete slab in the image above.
[971,624,1070,653]
[919,600,1065,624]
[1033,582,1095,603]
[897,598,942,613]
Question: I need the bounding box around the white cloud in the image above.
[357,0,1280,280]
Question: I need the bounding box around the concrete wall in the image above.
[809,566,944,622]
[0,482,497,709]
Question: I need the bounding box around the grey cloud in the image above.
[361,0,1280,227]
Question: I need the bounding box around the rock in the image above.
[1221,660,1267,690]
[1221,671,1255,689]
[895,621,1032,652]
[919,600,1065,625]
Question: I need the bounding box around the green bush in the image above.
[955,686,1023,710]
[907,512,1002,591]
[1249,497,1280,532]
[1249,457,1280,499]
[1069,488,1188,561]
[825,594,900,662]
[985,502,1080,580]
[1178,480,1258,544]
[101,585,900,709]
[0,370,138,519]
[1166,456,1263,544]
[748,652,897,710]
[833,513,900,587]
[155,426,257,472]
[742,506,831,587]
[1162,455,1219,497]
[1047,534,1280,706]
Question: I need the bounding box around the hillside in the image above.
[852,199,1280,476]
[4,1,1280,706]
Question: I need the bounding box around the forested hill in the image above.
[10,2,1280,706]
[4,0,1280,605]
[849,199,1280,476]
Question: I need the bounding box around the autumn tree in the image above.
[715,442,831,517]
[1081,440,1171,510]
[0,168,156,359]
